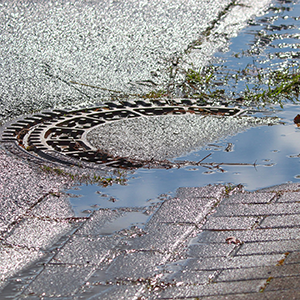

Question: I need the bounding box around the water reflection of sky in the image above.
[69,0,300,215]
[68,104,300,215]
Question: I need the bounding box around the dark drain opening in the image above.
[0,100,245,169]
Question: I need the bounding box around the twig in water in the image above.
[253,160,258,171]
[196,153,212,164]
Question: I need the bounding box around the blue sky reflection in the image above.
[68,104,300,215]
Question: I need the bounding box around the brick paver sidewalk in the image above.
[2,183,300,299]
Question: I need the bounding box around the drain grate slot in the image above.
[0,101,245,169]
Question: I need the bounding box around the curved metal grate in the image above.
[0,100,244,169]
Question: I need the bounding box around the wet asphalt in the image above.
[3,0,300,299]
[0,0,270,122]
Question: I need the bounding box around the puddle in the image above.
[96,211,150,235]
[69,104,300,215]
[68,0,300,216]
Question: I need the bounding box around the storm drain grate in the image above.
[0,100,244,169]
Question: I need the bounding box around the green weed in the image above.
[40,165,127,187]
[143,90,169,99]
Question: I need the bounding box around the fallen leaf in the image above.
[294,114,300,126]
[225,236,241,245]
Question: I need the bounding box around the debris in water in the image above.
[294,114,300,126]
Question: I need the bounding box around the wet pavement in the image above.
[0,0,271,122]
[2,182,300,299]
[2,0,300,299]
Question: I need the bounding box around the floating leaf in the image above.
[294,114,300,126]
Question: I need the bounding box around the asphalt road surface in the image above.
[0,0,271,122]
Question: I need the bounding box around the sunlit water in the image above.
[68,0,300,216]
[68,104,300,216]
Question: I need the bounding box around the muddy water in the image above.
[68,0,300,216]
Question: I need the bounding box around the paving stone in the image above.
[214,203,300,217]
[260,214,300,228]
[203,216,258,230]
[197,228,300,244]
[164,270,216,285]
[30,193,74,219]
[176,186,225,200]
[0,150,70,232]
[0,243,42,283]
[223,193,275,204]
[187,243,235,258]
[94,211,149,235]
[277,192,300,203]
[284,251,300,264]
[194,289,300,299]
[185,254,284,271]
[0,200,24,232]
[6,217,72,250]
[53,235,119,265]
[156,279,264,298]
[75,209,125,236]
[89,285,143,300]
[236,240,300,256]
[126,190,219,252]
[148,196,217,224]
[216,264,300,282]
[74,283,111,299]
[129,223,194,252]
[265,275,300,292]
[259,183,300,192]
[192,294,256,300]
[106,251,166,280]
[25,265,94,297]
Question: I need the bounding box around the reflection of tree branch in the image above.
[197,153,212,164]
[43,64,92,99]
[101,150,261,171]
[69,80,142,98]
